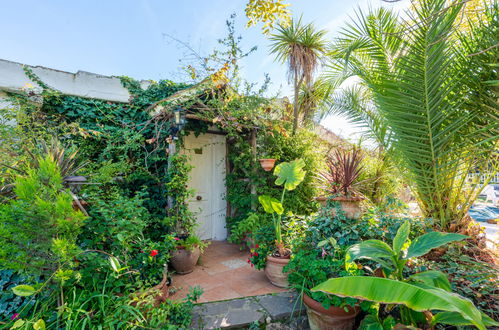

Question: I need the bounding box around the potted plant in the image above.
[285,244,363,330]
[311,222,495,329]
[258,159,306,287]
[171,235,208,274]
[317,148,365,219]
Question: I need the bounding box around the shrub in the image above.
[0,156,85,280]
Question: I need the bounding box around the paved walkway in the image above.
[191,291,307,329]
[170,240,286,303]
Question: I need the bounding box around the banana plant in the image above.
[345,221,466,280]
[258,159,306,256]
[311,221,499,329]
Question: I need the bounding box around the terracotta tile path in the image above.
[169,240,286,303]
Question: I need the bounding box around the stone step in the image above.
[191,291,308,329]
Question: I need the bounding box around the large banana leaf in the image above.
[431,311,498,328]
[405,232,466,259]
[273,159,306,191]
[312,276,486,330]
[408,271,451,292]
[345,240,395,271]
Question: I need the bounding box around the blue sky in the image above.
[0,0,408,140]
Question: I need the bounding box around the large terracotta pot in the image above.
[303,293,359,330]
[316,196,364,219]
[259,158,276,171]
[171,246,200,274]
[265,255,290,288]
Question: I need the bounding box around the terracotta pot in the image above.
[259,158,276,171]
[171,246,200,274]
[265,255,290,288]
[316,196,364,219]
[303,293,359,330]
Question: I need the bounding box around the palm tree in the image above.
[323,0,499,230]
[269,18,327,134]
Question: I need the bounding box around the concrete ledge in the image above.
[0,58,144,103]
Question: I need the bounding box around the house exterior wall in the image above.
[0,58,153,102]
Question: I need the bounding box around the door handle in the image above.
[196,195,202,201]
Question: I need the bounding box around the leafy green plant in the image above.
[258,159,306,256]
[175,234,209,253]
[312,221,498,329]
[0,155,85,281]
[285,249,361,311]
[324,0,499,229]
[229,212,266,246]
[344,221,466,279]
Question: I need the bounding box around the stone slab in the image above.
[192,297,266,329]
[255,291,306,320]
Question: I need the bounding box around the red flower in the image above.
[174,237,180,241]
[150,250,158,257]
[247,258,251,264]
[255,244,260,249]
[11,313,19,320]
[254,252,259,257]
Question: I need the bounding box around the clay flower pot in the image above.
[316,196,365,219]
[259,158,276,172]
[171,246,200,275]
[265,255,290,288]
[303,293,359,330]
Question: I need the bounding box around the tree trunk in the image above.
[292,75,305,135]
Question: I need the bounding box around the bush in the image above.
[0,156,85,280]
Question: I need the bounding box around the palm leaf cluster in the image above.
[323,0,499,229]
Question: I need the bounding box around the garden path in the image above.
[170,241,286,303]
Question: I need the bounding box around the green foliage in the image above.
[313,276,491,330]
[0,156,85,279]
[0,270,40,323]
[285,249,360,310]
[415,248,499,320]
[258,159,306,253]
[325,0,499,229]
[228,212,266,245]
[175,234,209,253]
[344,221,467,279]
[165,153,195,234]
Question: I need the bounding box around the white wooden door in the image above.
[183,133,227,240]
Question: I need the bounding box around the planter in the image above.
[171,246,200,274]
[303,293,359,330]
[259,158,276,172]
[316,196,364,219]
[265,255,290,288]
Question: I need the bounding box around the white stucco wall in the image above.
[0,59,151,103]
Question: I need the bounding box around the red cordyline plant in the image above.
[319,148,364,197]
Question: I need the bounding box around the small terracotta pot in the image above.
[303,293,359,330]
[265,255,290,288]
[259,158,276,171]
[316,196,364,219]
[171,246,200,274]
